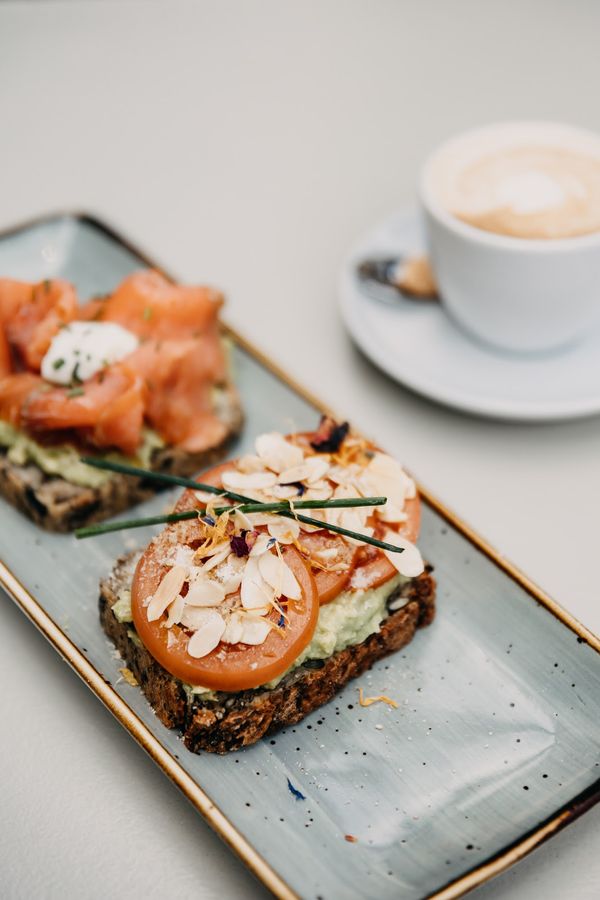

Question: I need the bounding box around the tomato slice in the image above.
[350,495,421,591]
[132,536,318,691]
[296,530,358,604]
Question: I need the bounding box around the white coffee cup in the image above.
[420,122,600,353]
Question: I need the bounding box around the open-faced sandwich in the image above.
[99,418,435,753]
[0,271,242,529]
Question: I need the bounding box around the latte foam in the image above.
[427,124,600,240]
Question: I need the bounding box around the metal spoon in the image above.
[356,255,438,306]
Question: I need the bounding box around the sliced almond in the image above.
[302,479,333,502]
[231,508,254,531]
[147,565,187,622]
[270,484,300,500]
[325,484,359,526]
[221,470,278,492]
[164,593,185,628]
[185,578,226,607]
[237,454,267,474]
[199,544,231,573]
[364,453,412,510]
[267,516,301,544]
[194,489,218,504]
[382,530,424,578]
[377,502,408,524]
[180,606,217,630]
[246,511,277,527]
[255,432,304,473]
[241,556,272,613]
[221,611,245,644]
[213,555,245,594]
[187,611,226,658]
[249,532,274,557]
[239,615,272,645]
[171,545,196,568]
[278,455,330,485]
[328,463,361,485]
[258,550,301,600]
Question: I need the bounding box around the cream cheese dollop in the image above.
[41,321,139,385]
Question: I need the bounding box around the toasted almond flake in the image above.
[278,455,330,485]
[324,484,360,526]
[231,508,254,531]
[239,615,272,645]
[222,470,278,492]
[303,479,334,500]
[199,539,231,559]
[221,611,245,644]
[147,565,187,622]
[194,489,218,504]
[267,516,301,544]
[328,462,361,485]
[382,530,424,577]
[237,454,267,474]
[187,611,226,658]
[311,546,338,561]
[246,511,277,527]
[377,502,408,524]
[364,453,412,510]
[213,555,245,594]
[185,578,226,607]
[199,544,231,573]
[118,667,139,686]
[171,545,196,568]
[255,432,304,473]
[258,550,301,600]
[180,606,217,631]
[241,556,272,613]
[249,532,274,556]
[270,484,301,500]
[297,507,327,532]
[164,592,185,627]
[358,687,399,709]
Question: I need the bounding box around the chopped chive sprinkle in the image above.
[52,358,65,370]
[143,306,153,321]
[67,386,85,398]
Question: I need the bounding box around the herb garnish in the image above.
[67,386,85,398]
[143,306,153,321]
[52,358,65,370]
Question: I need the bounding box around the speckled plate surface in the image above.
[1,214,599,900]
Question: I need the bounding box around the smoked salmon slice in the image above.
[0,372,44,427]
[21,363,146,454]
[0,270,229,456]
[1,279,77,371]
[127,338,227,451]
[86,270,223,340]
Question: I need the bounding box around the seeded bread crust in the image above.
[0,383,242,531]
[99,553,436,754]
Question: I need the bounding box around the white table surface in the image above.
[1,2,599,898]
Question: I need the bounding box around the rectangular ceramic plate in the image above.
[1,214,599,900]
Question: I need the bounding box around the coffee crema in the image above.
[428,124,600,240]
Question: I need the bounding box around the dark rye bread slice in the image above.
[100,553,436,754]
[0,383,242,532]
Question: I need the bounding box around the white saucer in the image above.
[339,208,600,422]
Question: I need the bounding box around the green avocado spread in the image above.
[111,574,406,699]
[0,420,164,488]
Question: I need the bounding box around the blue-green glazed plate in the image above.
[0,214,598,900]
